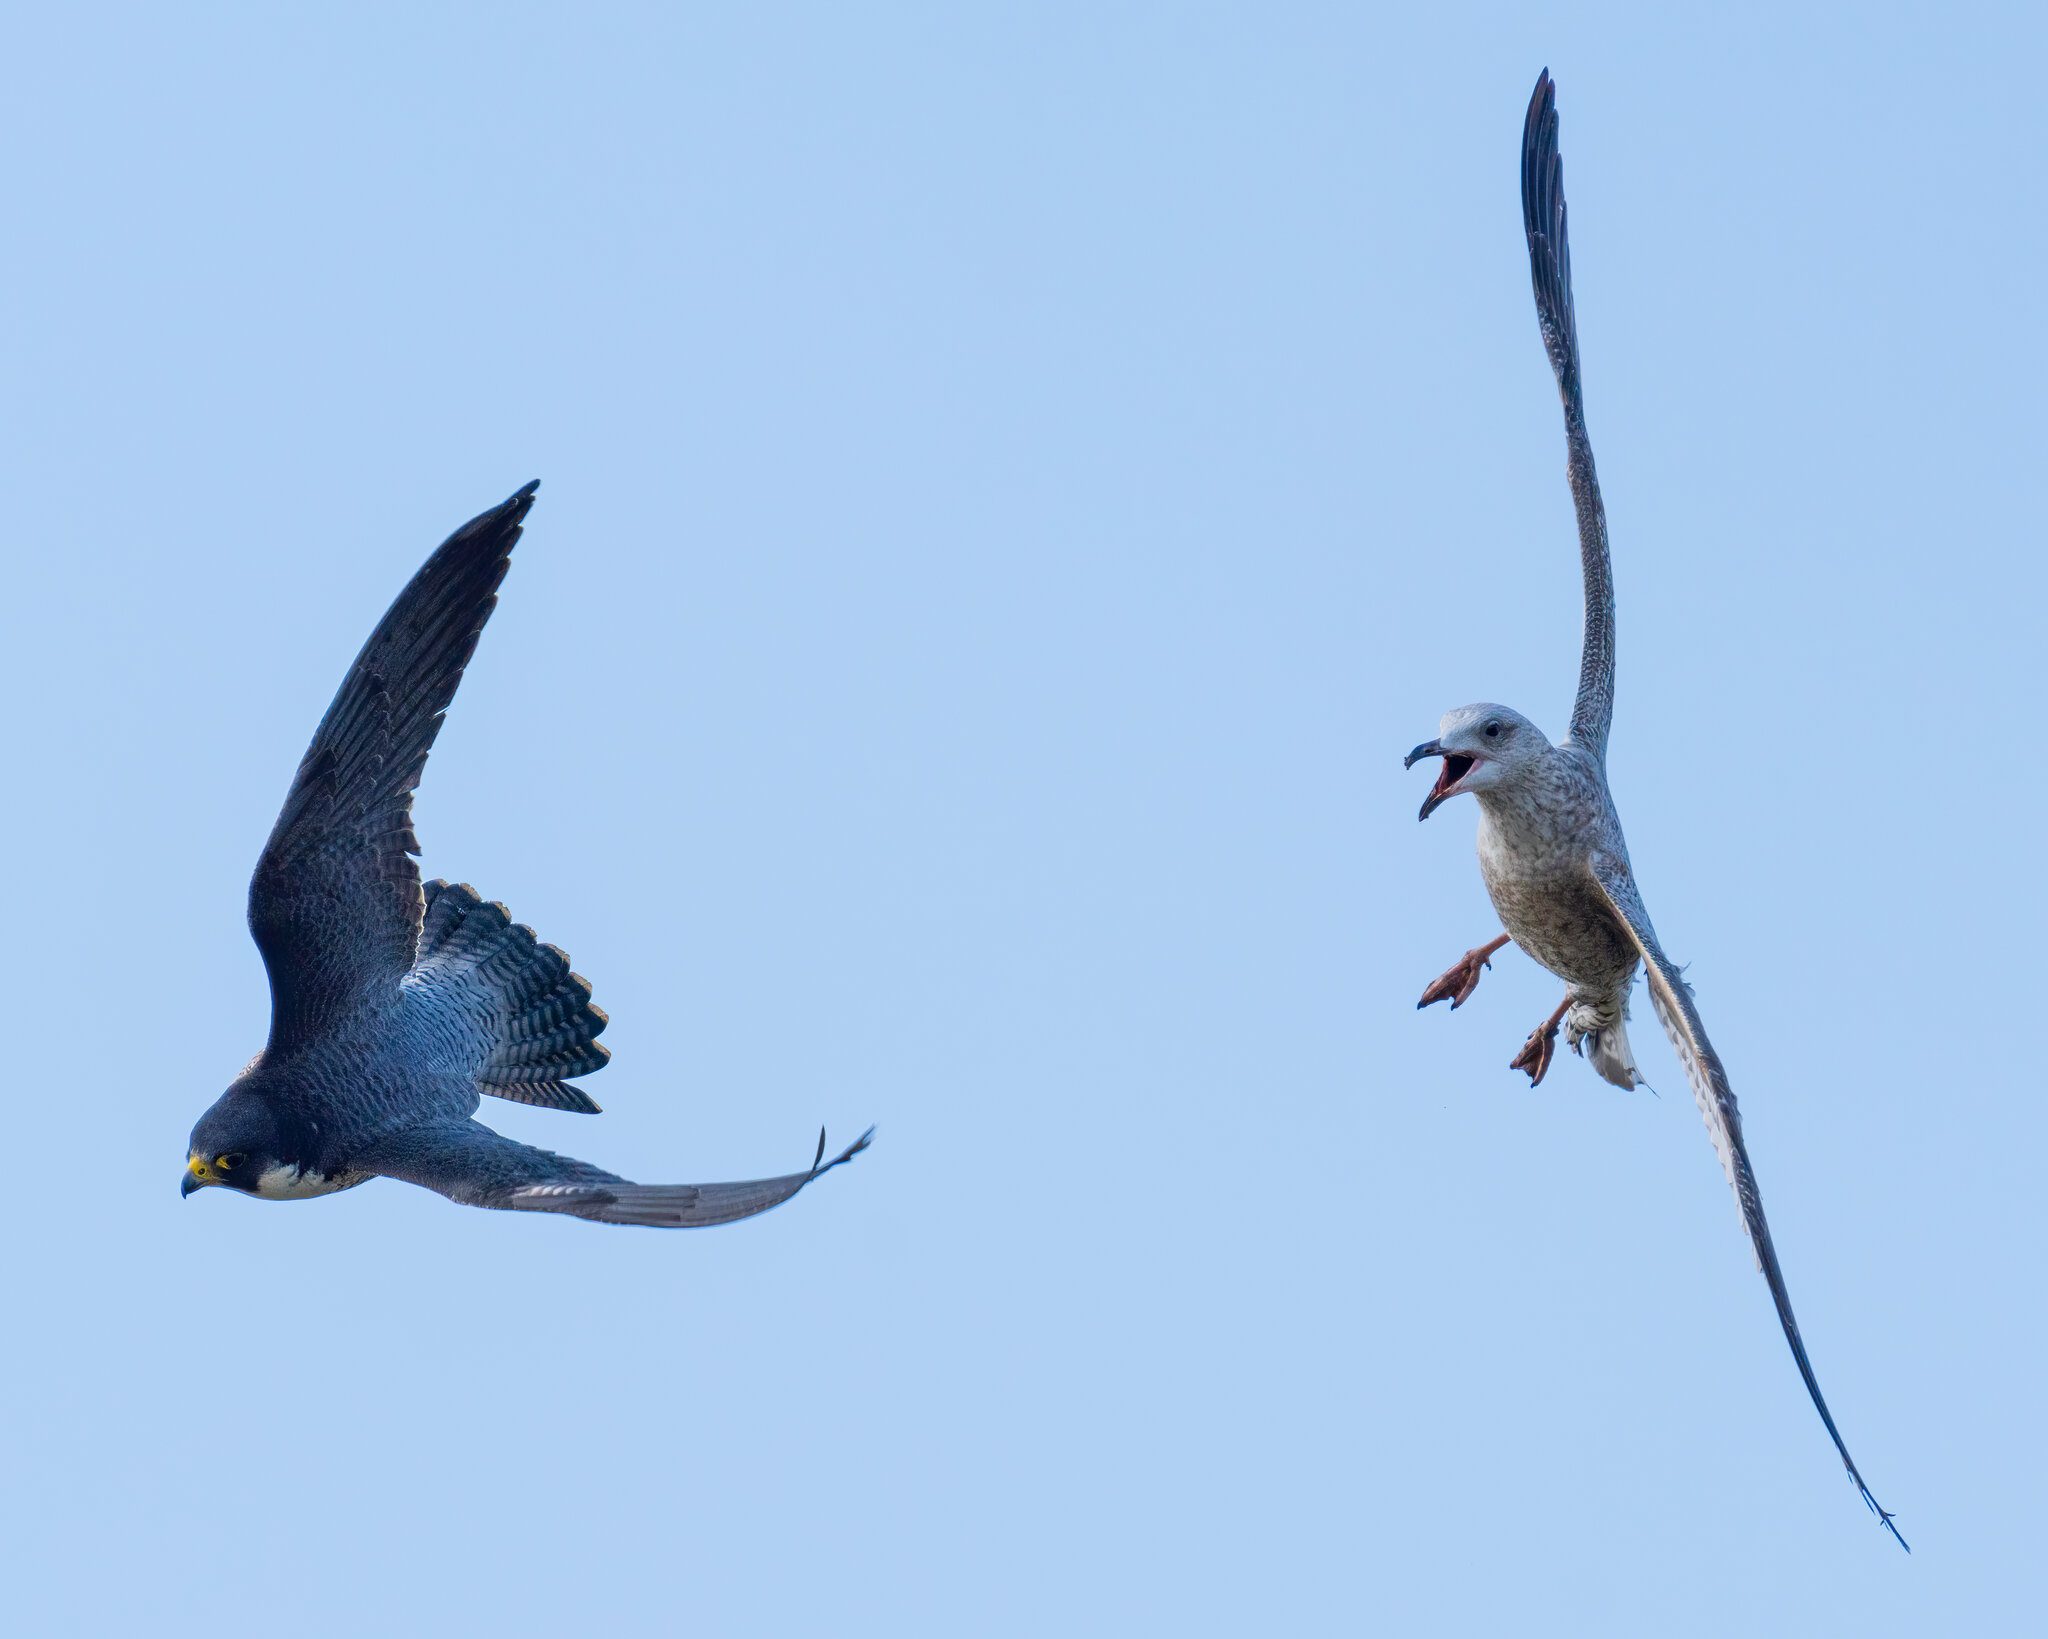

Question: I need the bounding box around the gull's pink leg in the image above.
[1418,933,1513,1011]
[1509,995,1573,1087]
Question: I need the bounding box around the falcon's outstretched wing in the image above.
[249,483,539,1048]
[1523,71,1616,763]
[363,1120,874,1229]
[1588,854,1905,1550]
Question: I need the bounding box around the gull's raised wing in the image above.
[362,1120,875,1229]
[1523,71,1616,763]
[1588,853,1904,1550]
[249,483,539,1049]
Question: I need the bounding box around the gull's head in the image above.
[1404,704,1546,821]
[183,1096,287,1200]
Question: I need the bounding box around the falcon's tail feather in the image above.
[410,879,610,1111]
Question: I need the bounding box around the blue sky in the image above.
[3,2,2042,1632]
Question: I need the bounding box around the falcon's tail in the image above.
[409,879,611,1112]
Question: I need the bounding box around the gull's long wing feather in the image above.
[248,483,539,1048]
[1523,70,1615,762]
[362,1120,874,1229]
[1588,854,1904,1550]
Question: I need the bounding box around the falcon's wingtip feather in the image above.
[1525,69,1556,148]
[813,1125,877,1178]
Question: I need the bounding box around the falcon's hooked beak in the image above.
[1405,739,1478,822]
[182,1155,210,1197]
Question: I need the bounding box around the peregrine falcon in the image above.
[1403,74,1902,1546]
[183,482,871,1227]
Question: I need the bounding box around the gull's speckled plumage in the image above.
[1406,72,1903,1548]
[1471,735,1639,1060]
[183,483,870,1228]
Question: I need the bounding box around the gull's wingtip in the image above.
[1862,1485,1910,1553]
[482,479,541,528]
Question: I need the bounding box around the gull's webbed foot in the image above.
[1418,934,1512,1011]
[1510,996,1573,1087]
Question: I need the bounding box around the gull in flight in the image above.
[183,482,871,1227]
[1405,71,1904,1549]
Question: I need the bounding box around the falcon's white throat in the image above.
[252,1163,370,1201]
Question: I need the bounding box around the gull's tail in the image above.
[1586,1021,1640,1089]
[1569,1004,1641,1090]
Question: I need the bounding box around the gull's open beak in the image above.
[1407,741,1477,823]
[182,1157,205,1198]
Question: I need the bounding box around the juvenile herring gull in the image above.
[182,482,871,1227]
[1405,72,1903,1548]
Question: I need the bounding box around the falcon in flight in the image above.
[1404,72,1903,1547]
[184,482,871,1227]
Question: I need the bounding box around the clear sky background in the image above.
[3,3,2042,1633]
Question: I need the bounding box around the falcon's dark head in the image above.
[183,1095,291,1199]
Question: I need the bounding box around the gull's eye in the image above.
[1484,721,1503,738]
[217,1153,247,1172]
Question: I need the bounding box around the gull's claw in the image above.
[1509,1023,1557,1086]
[1510,997,1573,1087]
[1417,935,1512,1012]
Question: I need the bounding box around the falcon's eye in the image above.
[217,1153,246,1172]
[1485,721,1503,738]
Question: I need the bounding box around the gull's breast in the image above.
[1478,824,1636,992]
